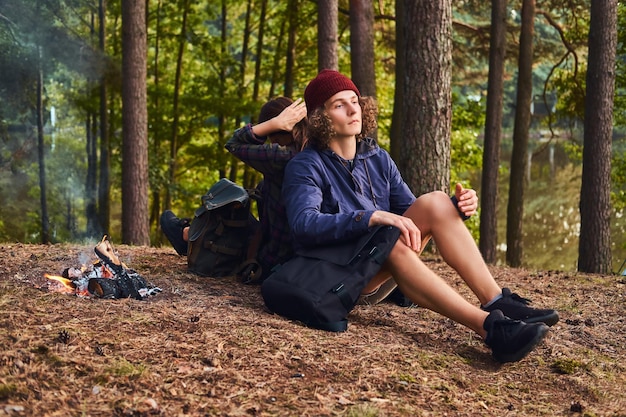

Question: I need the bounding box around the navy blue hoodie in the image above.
[283,137,416,250]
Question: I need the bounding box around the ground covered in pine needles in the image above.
[1,241,625,417]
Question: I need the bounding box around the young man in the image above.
[281,69,558,363]
[161,97,306,281]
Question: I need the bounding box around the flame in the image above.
[45,274,76,293]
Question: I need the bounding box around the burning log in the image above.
[46,235,161,300]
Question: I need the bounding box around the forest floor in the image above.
[1,240,625,417]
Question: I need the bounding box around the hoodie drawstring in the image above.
[332,153,377,209]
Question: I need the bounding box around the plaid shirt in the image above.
[225,125,299,277]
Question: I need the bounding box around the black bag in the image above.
[187,178,259,277]
[261,226,401,332]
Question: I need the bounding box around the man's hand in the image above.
[369,210,422,252]
[454,183,478,217]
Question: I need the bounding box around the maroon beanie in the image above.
[304,69,360,115]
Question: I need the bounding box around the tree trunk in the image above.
[479,0,507,264]
[349,0,376,98]
[98,0,111,236]
[149,0,161,238]
[252,0,268,102]
[268,13,287,98]
[317,0,338,71]
[284,0,298,97]
[36,46,50,244]
[229,0,252,184]
[506,0,534,267]
[390,0,405,163]
[578,0,617,273]
[399,0,452,196]
[217,0,227,179]
[86,112,99,237]
[86,12,100,238]
[166,0,189,209]
[121,0,150,245]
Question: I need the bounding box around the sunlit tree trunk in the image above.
[398,0,452,196]
[578,0,617,273]
[479,0,507,264]
[506,0,534,267]
[317,0,338,71]
[121,0,150,245]
[349,0,376,98]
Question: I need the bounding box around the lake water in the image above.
[478,138,626,274]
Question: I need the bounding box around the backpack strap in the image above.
[204,241,242,256]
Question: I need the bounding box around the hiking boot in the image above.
[484,309,549,363]
[482,288,559,326]
[160,210,190,256]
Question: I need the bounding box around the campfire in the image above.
[45,235,161,300]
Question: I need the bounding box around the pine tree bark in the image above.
[349,0,376,98]
[398,0,452,196]
[121,0,150,245]
[578,0,617,273]
[317,0,338,71]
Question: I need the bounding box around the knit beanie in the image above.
[304,69,360,115]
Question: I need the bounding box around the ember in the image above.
[45,235,161,300]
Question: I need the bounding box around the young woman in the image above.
[281,69,559,363]
[161,97,306,281]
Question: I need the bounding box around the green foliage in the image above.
[451,94,485,240]
[551,64,587,124]
[612,142,626,213]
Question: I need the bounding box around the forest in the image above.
[0,0,625,273]
[2,2,626,416]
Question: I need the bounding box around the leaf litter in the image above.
[0,242,625,416]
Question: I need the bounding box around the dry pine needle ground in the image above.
[1,242,625,416]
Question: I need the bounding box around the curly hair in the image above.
[305,96,378,150]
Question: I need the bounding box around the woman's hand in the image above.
[275,98,307,131]
[369,210,422,252]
